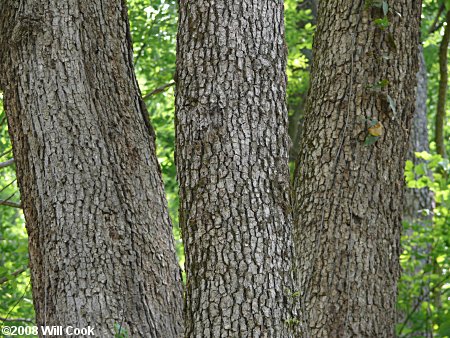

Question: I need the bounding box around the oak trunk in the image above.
[175,1,296,337]
[0,1,183,336]
[293,1,421,336]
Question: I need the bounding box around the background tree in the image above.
[175,0,297,336]
[292,1,422,336]
[0,1,182,336]
[435,9,450,158]
[398,47,434,338]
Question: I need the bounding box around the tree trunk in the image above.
[175,1,297,337]
[400,46,434,338]
[435,10,450,158]
[404,47,434,223]
[292,1,422,337]
[0,1,183,337]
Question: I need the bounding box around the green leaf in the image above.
[415,151,433,161]
[405,160,414,171]
[382,1,389,16]
[374,17,389,30]
[364,134,380,146]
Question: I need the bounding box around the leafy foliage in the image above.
[398,153,450,337]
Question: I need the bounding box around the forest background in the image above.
[0,0,449,336]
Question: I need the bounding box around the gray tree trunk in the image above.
[292,1,422,337]
[404,47,434,223]
[175,1,297,337]
[399,46,434,338]
[0,1,183,337]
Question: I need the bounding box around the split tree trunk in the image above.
[292,1,422,336]
[0,1,183,336]
[176,1,297,337]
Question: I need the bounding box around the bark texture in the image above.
[176,1,296,337]
[435,10,450,158]
[292,1,421,337]
[0,1,183,337]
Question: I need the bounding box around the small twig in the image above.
[0,317,34,324]
[0,267,28,285]
[0,158,14,169]
[0,149,12,158]
[0,199,22,208]
[398,272,450,335]
[143,81,175,101]
[134,42,148,66]
[428,4,445,34]
[0,280,31,327]
[0,179,16,194]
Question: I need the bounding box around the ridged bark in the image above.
[292,1,421,336]
[0,1,183,336]
[175,1,296,337]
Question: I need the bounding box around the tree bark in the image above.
[435,10,450,158]
[292,1,422,337]
[0,1,183,337]
[176,1,297,337]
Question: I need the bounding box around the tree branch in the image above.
[0,316,34,324]
[0,199,21,208]
[0,149,12,158]
[0,158,14,169]
[398,272,450,336]
[0,267,28,285]
[428,4,445,34]
[143,81,175,101]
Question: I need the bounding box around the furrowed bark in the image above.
[176,1,297,337]
[0,1,183,336]
[293,1,422,336]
